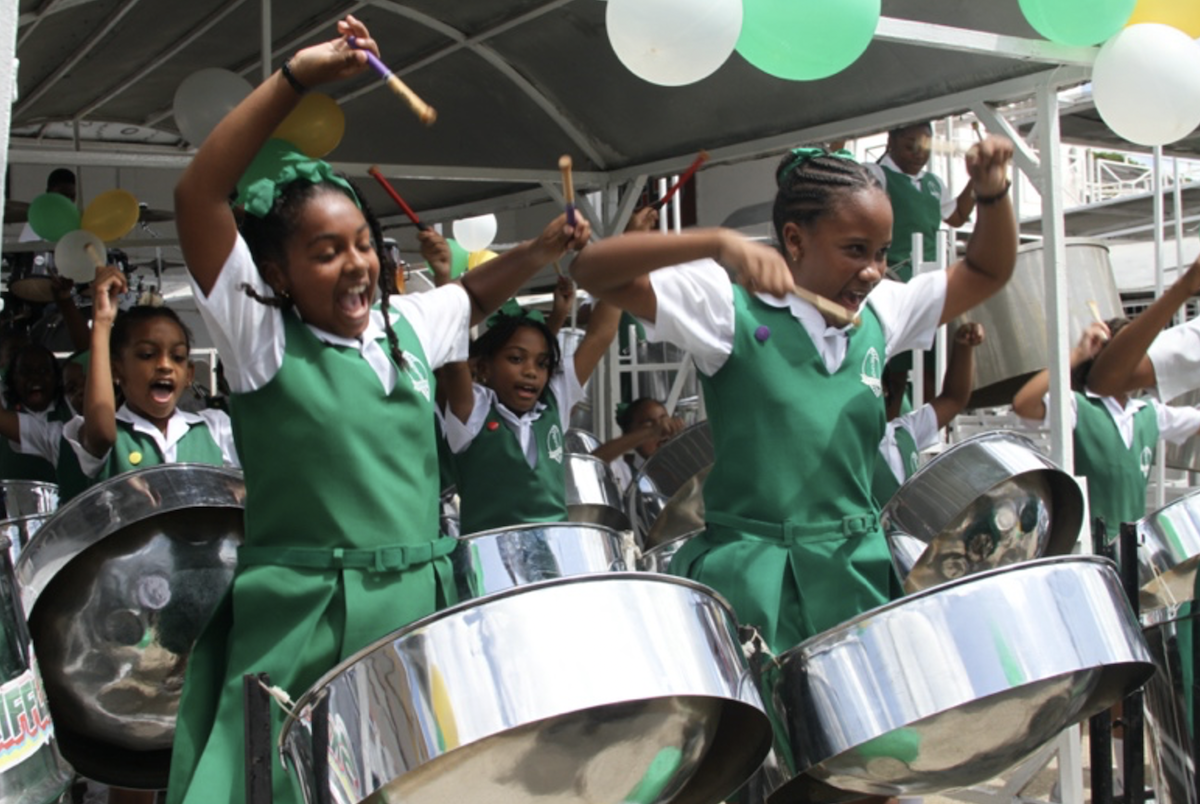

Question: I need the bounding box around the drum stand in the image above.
[1088,520,1148,804]
[244,673,274,804]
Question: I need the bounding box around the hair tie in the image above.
[236,139,360,219]
[776,147,857,187]
[486,298,546,330]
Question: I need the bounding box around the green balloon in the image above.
[447,238,469,279]
[27,192,81,242]
[1018,0,1136,46]
[737,0,880,81]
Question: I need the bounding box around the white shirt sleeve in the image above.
[14,414,62,463]
[867,271,948,358]
[443,384,494,454]
[553,352,584,431]
[196,408,241,467]
[897,404,942,451]
[938,176,958,221]
[639,259,736,376]
[1147,318,1200,403]
[1153,399,1200,445]
[388,285,471,370]
[61,417,106,479]
[188,234,285,394]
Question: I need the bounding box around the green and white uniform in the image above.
[864,155,956,282]
[642,259,946,654]
[1,404,71,482]
[444,361,582,535]
[871,403,939,507]
[1021,389,1200,537]
[166,234,471,804]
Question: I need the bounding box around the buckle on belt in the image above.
[842,514,876,537]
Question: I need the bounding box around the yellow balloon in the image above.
[1126,0,1200,37]
[467,249,498,270]
[81,189,140,242]
[272,93,346,158]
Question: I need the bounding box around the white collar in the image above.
[880,153,929,182]
[116,404,204,447]
[302,307,389,350]
[754,290,857,337]
[481,384,547,424]
[1083,388,1146,415]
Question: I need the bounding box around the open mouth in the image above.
[149,379,176,405]
[838,289,869,313]
[513,383,540,403]
[338,282,371,318]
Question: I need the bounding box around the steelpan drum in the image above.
[15,464,246,789]
[768,556,1154,801]
[955,239,1122,407]
[0,535,73,804]
[565,428,601,454]
[566,453,631,531]
[881,431,1083,592]
[638,529,702,574]
[1137,486,1200,614]
[1141,604,1200,804]
[0,480,58,520]
[452,521,627,599]
[1,515,49,569]
[630,421,712,547]
[281,574,773,804]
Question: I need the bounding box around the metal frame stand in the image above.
[244,673,274,804]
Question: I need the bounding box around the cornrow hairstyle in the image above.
[771,151,883,246]
[4,344,61,410]
[1072,316,1131,392]
[617,397,662,433]
[470,314,562,397]
[110,305,194,361]
[238,176,407,369]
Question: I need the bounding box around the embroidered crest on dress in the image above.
[547,424,564,463]
[402,353,432,402]
[907,452,921,476]
[860,347,883,397]
[1140,446,1153,478]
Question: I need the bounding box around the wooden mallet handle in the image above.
[368,166,429,230]
[558,155,576,227]
[84,242,106,270]
[349,36,436,126]
[793,285,861,327]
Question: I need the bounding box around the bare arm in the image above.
[930,323,982,428]
[80,267,127,458]
[439,362,476,425]
[1088,256,1200,396]
[1013,321,1109,420]
[175,16,378,296]
[944,182,975,229]
[0,409,20,444]
[592,427,659,464]
[418,228,453,288]
[547,275,572,336]
[572,300,620,386]
[941,136,1017,324]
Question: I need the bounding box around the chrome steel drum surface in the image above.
[882,431,1083,592]
[768,557,1154,801]
[452,522,627,599]
[638,530,702,574]
[1142,605,1199,804]
[955,239,1122,407]
[15,464,245,789]
[1,514,49,569]
[630,421,712,547]
[0,480,58,520]
[565,428,601,454]
[281,574,772,804]
[565,453,631,531]
[0,537,73,804]
[1139,487,1200,615]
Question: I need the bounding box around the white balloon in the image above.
[1093,24,1200,147]
[606,0,742,87]
[453,214,498,252]
[54,229,106,283]
[173,68,254,146]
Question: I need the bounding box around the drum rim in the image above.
[279,571,741,742]
[454,519,626,541]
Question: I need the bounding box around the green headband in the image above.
[776,147,857,187]
[235,138,360,219]
[486,298,546,330]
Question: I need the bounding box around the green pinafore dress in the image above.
[870,422,920,508]
[451,393,568,535]
[0,404,71,483]
[1073,392,1159,539]
[670,286,900,657]
[55,417,225,502]
[166,312,456,804]
[881,165,943,282]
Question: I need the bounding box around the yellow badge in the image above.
[128,451,143,466]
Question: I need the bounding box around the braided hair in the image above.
[110,305,193,360]
[771,151,883,246]
[238,177,406,368]
[470,314,561,398]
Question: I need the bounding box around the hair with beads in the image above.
[238,176,407,369]
[470,314,561,395]
[1072,317,1130,392]
[771,151,883,246]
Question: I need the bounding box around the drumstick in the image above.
[83,242,106,270]
[653,151,709,210]
[368,166,429,230]
[1086,299,1110,341]
[793,285,860,328]
[558,155,576,227]
[347,36,437,126]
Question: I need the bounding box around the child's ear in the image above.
[185,360,196,388]
[781,221,805,264]
[260,261,290,298]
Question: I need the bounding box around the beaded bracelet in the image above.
[280,60,307,95]
[974,180,1011,206]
